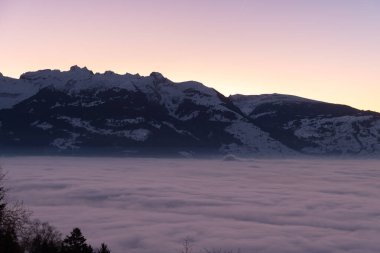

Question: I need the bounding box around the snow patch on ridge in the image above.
[231,93,320,116]
[0,76,40,109]
[288,116,380,154]
[31,121,53,130]
[57,116,150,142]
[51,133,81,150]
[221,121,294,155]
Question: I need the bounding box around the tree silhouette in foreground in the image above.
[2,166,242,253]
[62,228,94,253]
[179,237,193,253]
[0,168,24,253]
[0,167,113,253]
[23,219,62,253]
[97,243,111,253]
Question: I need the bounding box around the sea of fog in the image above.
[1,156,380,253]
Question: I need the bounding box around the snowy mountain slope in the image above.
[221,121,295,155]
[0,75,40,109]
[4,66,240,121]
[0,66,379,156]
[231,94,380,155]
[288,116,380,154]
[0,66,291,155]
[230,93,321,116]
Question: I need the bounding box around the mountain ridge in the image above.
[1,66,379,156]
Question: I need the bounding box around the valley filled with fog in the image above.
[1,157,380,253]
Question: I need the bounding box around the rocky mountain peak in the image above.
[149,72,166,81]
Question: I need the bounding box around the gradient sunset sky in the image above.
[1,0,379,111]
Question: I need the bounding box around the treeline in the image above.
[0,168,111,253]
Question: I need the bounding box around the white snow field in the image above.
[1,157,380,253]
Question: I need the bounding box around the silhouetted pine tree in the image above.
[61,228,93,253]
[97,243,111,253]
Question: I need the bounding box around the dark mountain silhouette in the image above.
[1,66,379,156]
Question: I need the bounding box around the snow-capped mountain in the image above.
[0,66,379,156]
[230,94,380,155]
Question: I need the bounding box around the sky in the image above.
[1,0,380,111]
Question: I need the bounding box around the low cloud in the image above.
[2,157,380,253]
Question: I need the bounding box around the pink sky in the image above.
[1,0,379,111]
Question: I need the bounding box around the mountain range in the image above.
[1,66,379,157]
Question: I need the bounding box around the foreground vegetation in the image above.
[1,167,241,253]
[0,167,111,253]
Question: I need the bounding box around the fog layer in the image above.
[2,157,380,253]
